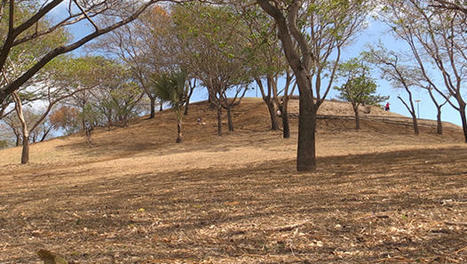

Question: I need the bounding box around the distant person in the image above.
[385,102,390,111]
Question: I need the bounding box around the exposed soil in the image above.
[0,98,466,263]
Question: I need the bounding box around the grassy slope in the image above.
[0,98,466,263]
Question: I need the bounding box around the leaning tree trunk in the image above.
[226,106,234,132]
[217,105,222,136]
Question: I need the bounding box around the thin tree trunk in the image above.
[12,92,29,164]
[227,106,234,132]
[149,97,156,119]
[266,99,279,130]
[176,116,182,143]
[160,101,163,112]
[398,96,419,135]
[436,107,443,135]
[217,105,222,136]
[15,134,20,147]
[184,100,190,116]
[353,104,360,130]
[460,107,467,143]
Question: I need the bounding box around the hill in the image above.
[0,98,466,263]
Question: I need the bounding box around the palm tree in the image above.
[153,71,188,143]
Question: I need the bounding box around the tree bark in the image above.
[15,134,20,146]
[21,135,29,164]
[176,118,182,143]
[460,106,467,143]
[149,97,156,119]
[296,73,317,171]
[266,99,279,130]
[353,104,360,130]
[12,92,29,164]
[227,106,234,132]
[217,105,222,136]
[436,107,443,135]
[279,99,290,139]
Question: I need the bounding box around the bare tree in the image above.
[381,0,467,142]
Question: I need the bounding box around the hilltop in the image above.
[0,98,466,263]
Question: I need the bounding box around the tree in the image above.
[380,0,467,142]
[334,59,388,130]
[49,105,80,135]
[365,47,421,135]
[0,0,165,107]
[153,70,189,143]
[256,0,371,171]
[173,3,254,135]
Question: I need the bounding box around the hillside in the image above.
[0,98,466,263]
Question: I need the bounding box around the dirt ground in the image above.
[0,99,466,263]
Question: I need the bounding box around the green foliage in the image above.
[152,71,188,112]
[334,58,388,107]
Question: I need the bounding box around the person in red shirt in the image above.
[385,102,390,111]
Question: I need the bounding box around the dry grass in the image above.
[0,98,466,263]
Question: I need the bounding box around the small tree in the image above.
[334,59,388,130]
[153,71,189,143]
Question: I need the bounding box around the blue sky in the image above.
[61,7,463,127]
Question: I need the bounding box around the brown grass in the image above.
[0,98,466,263]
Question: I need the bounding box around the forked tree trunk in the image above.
[217,105,222,136]
[227,106,234,132]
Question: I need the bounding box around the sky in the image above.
[53,3,464,127]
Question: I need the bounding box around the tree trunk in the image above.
[15,134,21,146]
[217,105,222,136]
[296,73,317,171]
[266,99,279,130]
[227,106,234,132]
[21,135,29,164]
[412,113,419,135]
[436,107,443,135]
[280,101,290,139]
[176,118,182,143]
[160,101,163,112]
[12,92,30,164]
[149,97,156,119]
[353,104,360,130]
[460,107,467,143]
[184,101,190,116]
